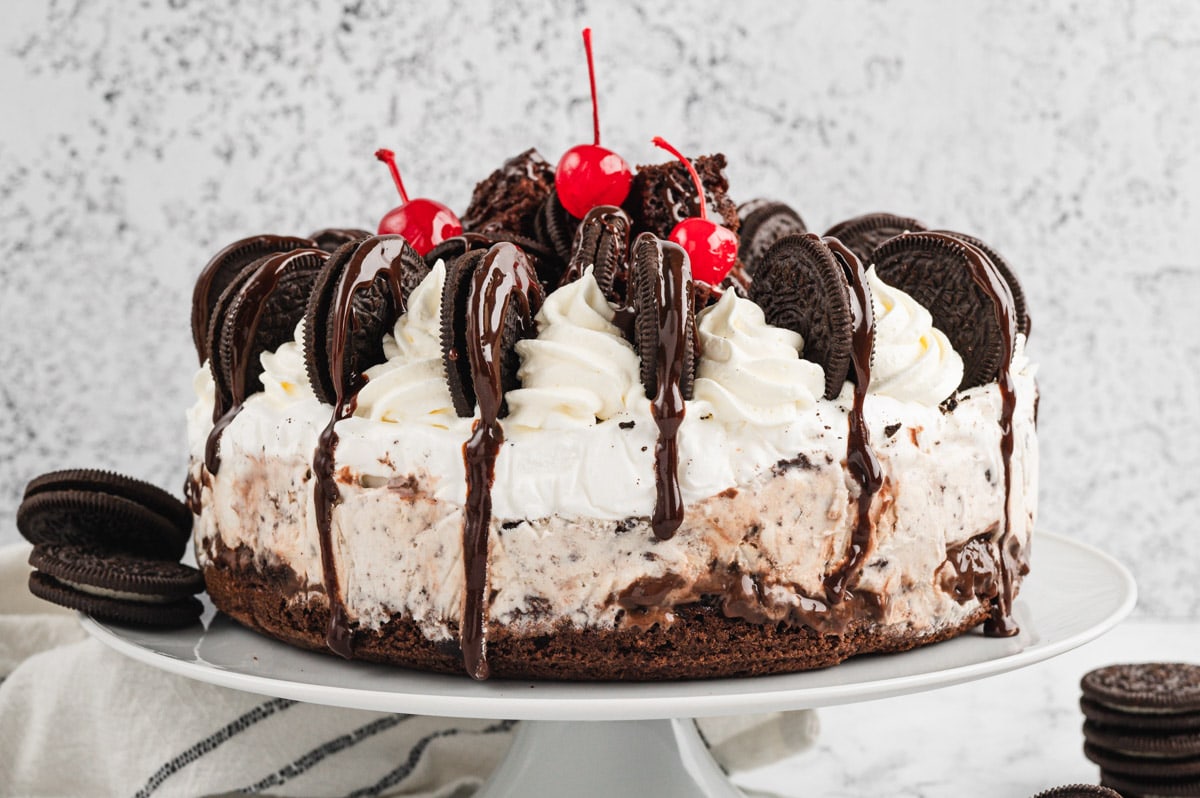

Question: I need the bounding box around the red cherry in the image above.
[374,148,462,256]
[651,136,739,285]
[554,28,632,219]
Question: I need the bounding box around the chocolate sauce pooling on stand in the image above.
[311,240,409,658]
[459,244,542,679]
[821,237,885,603]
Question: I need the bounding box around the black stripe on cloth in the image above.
[342,719,518,798]
[132,697,297,798]
[235,713,412,794]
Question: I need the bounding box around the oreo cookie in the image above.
[625,153,739,239]
[628,233,696,401]
[737,200,806,274]
[425,231,564,293]
[1081,696,1200,733]
[873,232,1013,391]
[17,469,190,560]
[749,233,853,400]
[191,234,316,363]
[1030,787,1122,798]
[824,212,926,266]
[1084,722,1200,759]
[308,228,372,253]
[534,188,579,263]
[1085,742,1200,779]
[30,543,204,601]
[208,248,328,414]
[1100,769,1200,797]
[28,570,202,628]
[440,243,543,417]
[1082,664,1200,715]
[303,236,428,405]
[936,230,1031,337]
[560,205,632,299]
[461,148,555,238]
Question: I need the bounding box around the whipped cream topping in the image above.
[692,291,825,425]
[258,321,316,409]
[354,261,461,427]
[505,268,642,430]
[866,266,964,405]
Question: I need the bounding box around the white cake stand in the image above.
[83,532,1135,797]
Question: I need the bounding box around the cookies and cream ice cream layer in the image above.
[188,263,1038,641]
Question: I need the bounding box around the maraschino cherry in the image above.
[374,148,462,256]
[554,28,632,219]
[650,136,739,285]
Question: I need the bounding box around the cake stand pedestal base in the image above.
[476,718,744,797]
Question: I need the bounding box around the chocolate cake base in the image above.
[201,541,993,681]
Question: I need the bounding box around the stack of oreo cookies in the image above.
[17,469,205,627]
[1081,663,1200,796]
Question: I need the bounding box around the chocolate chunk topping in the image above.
[303,236,426,406]
[560,205,632,300]
[935,230,1031,337]
[461,148,555,238]
[28,571,203,628]
[308,228,372,253]
[1083,663,1200,713]
[629,234,696,401]
[30,543,205,600]
[191,234,315,364]
[750,233,853,400]
[873,232,1011,391]
[17,490,189,561]
[211,248,327,416]
[534,188,579,263]
[737,200,807,274]
[824,212,927,266]
[625,153,739,239]
[23,469,192,536]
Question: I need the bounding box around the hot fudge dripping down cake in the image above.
[186,34,1037,681]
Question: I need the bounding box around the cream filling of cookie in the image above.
[58,579,178,604]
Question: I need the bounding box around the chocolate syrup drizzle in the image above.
[204,249,324,474]
[648,240,693,541]
[927,233,1021,637]
[459,244,542,679]
[821,237,884,603]
[311,239,409,658]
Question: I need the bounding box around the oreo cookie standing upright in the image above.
[737,199,806,275]
[824,212,926,266]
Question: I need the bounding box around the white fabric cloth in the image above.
[0,542,817,796]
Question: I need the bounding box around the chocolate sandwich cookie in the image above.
[1085,742,1200,779]
[737,200,806,274]
[1100,769,1200,797]
[534,188,579,263]
[749,233,853,400]
[308,228,372,253]
[560,205,632,300]
[625,152,739,239]
[17,469,191,560]
[1083,664,1200,715]
[1030,786,1122,798]
[873,232,1014,391]
[425,231,564,293]
[30,543,204,601]
[935,230,1031,337]
[824,212,926,266]
[207,248,328,417]
[28,570,202,628]
[1081,696,1200,733]
[461,148,556,238]
[628,233,696,401]
[303,235,428,406]
[1083,722,1200,759]
[191,234,316,363]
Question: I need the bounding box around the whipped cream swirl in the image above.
[867,266,964,405]
[505,268,642,429]
[355,261,459,427]
[692,291,825,425]
[258,321,316,408]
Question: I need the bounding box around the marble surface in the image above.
[1,1,1199,618]
[739,620,1200,797]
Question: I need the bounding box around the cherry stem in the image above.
[583,28,601,146]
[651,136,707,220]
[374,148,410,204]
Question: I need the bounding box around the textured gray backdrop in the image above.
[2,1,1197,619]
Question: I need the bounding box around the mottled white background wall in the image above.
[2,1,1197,618]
